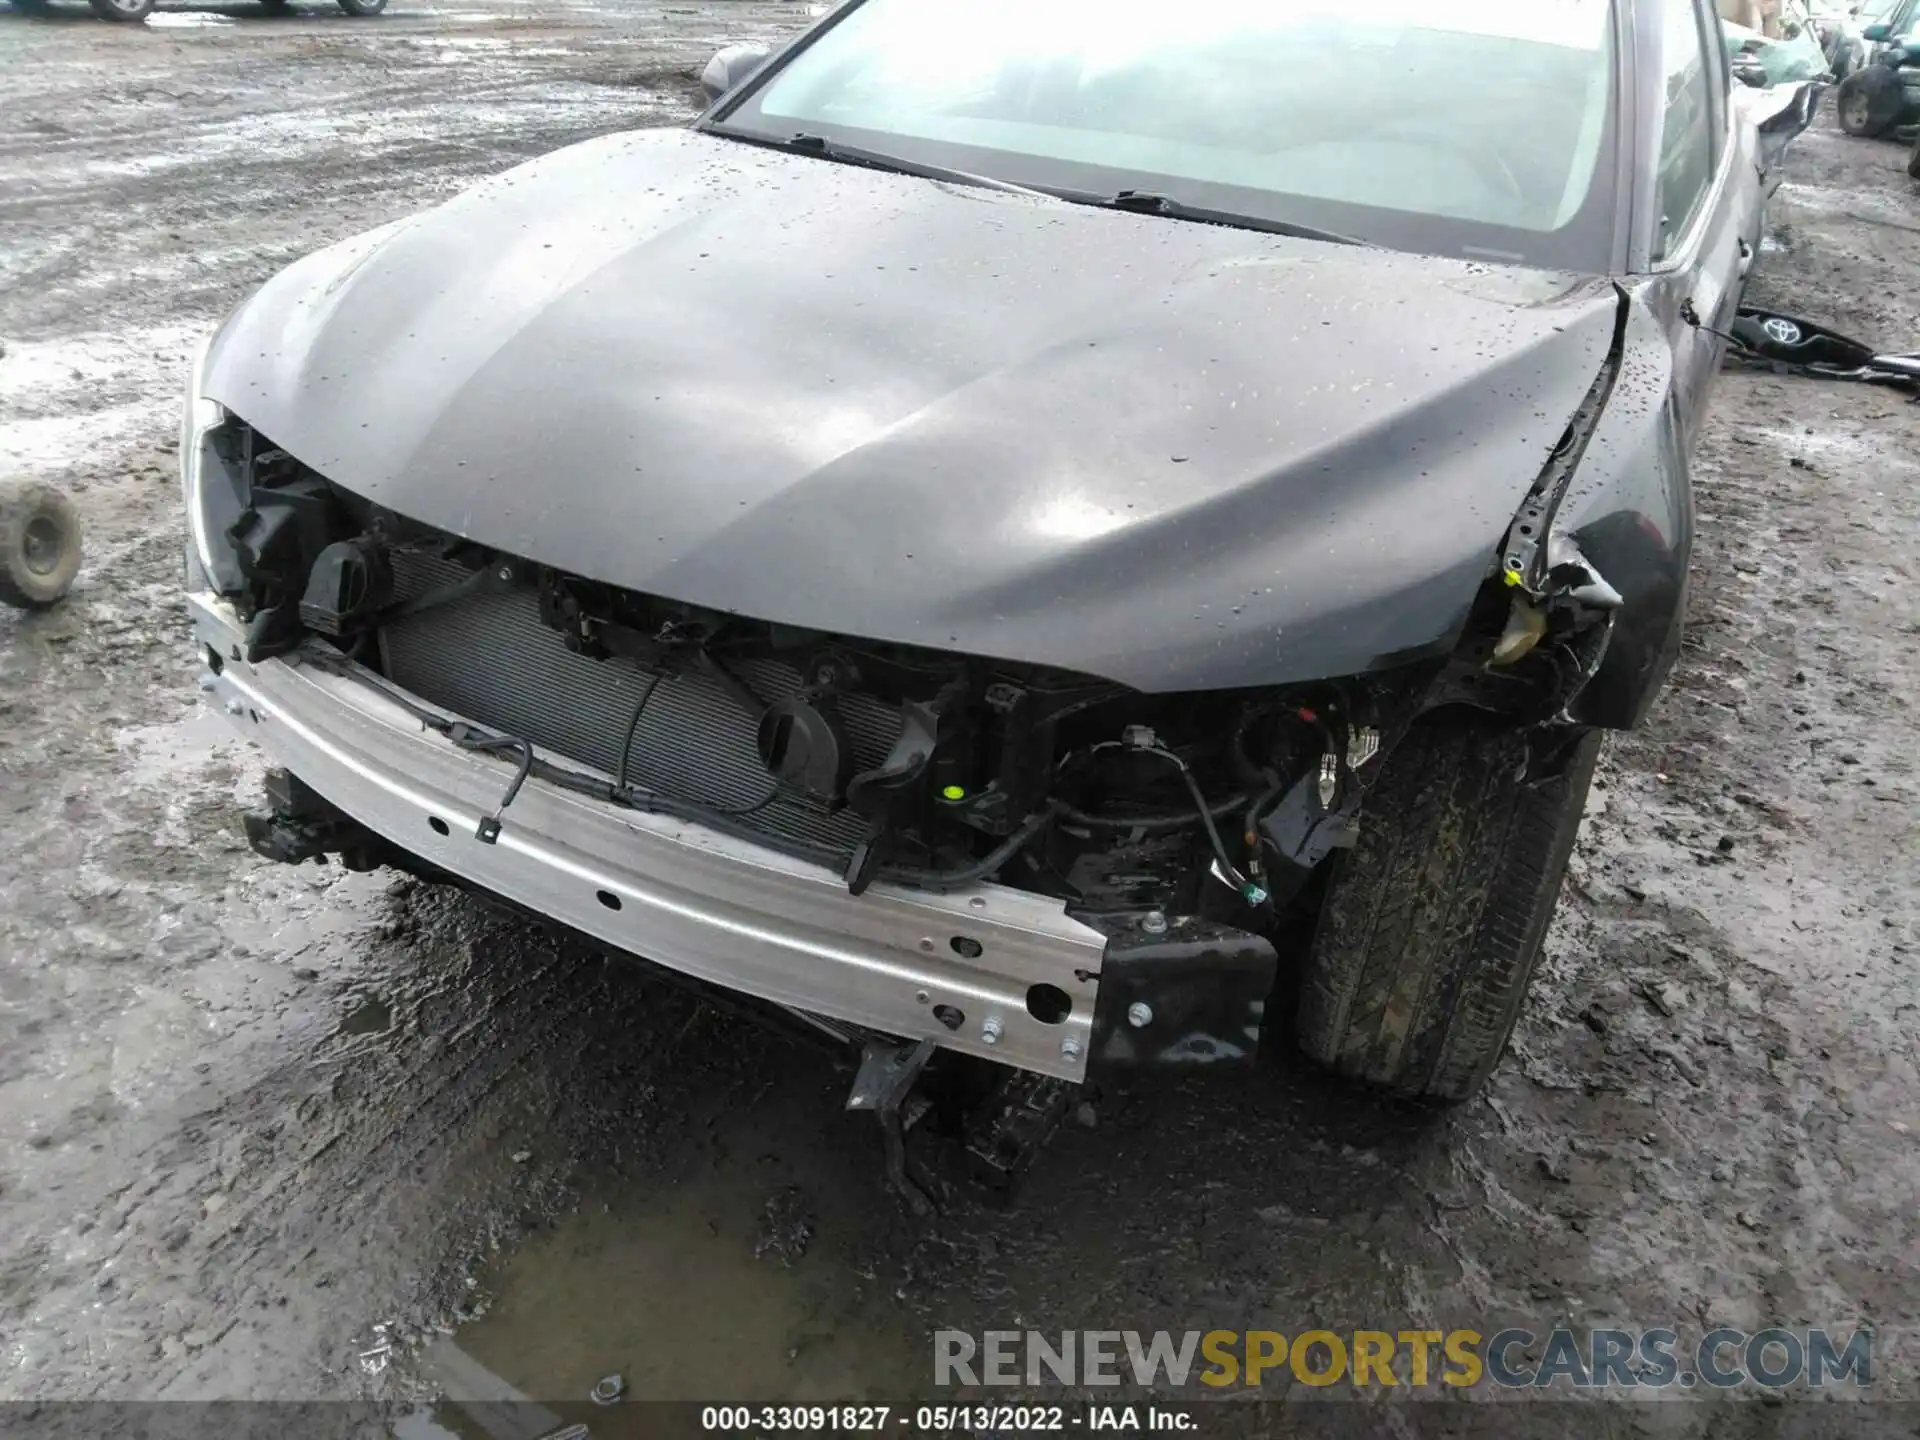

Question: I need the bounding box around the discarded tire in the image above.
[1837,68,1903,138]
[0,480,84,610]
[1297,723,1601,1101]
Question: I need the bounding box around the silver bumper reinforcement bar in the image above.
[188,592,1104,1080]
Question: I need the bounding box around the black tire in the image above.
[1837,67,1903,137]
[88,0,154,18]
[1296,723,1601,1101]
[335,0,385,14]
[260,0,292,11]
[0,480,84,609]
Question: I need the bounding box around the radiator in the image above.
[377,554,900,854]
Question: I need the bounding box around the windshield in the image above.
[711,0,1620,269]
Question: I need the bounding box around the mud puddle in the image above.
[445,1054,923,1403]
[143,12,238,27]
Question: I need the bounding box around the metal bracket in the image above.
[845,1038,940,1216]
[963,1069,1075,1201]
[242,767,384,869]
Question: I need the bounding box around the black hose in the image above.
[1171,758,1251,892]
[452,728,534,806]
[1057,739,1249,831]
[615,673,665,794]
[1056,792,1248,833]
[1229,702,1280,788]
[445,725,534,841]
[882,802,1063,893]
[1067,739,1253,891]
[379,564,494,624]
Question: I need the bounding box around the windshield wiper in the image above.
[1089,190,1372,248]
[715,133,1369,244]
[736,130,1053,198]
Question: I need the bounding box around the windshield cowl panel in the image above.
[709,0,1620,272]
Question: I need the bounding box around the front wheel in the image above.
[1837,67,1903,137]
[1296,723,1601,1101]
[335,0,386,15]
[88,0,155,18]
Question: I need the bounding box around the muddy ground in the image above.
[1,3,1915,1427]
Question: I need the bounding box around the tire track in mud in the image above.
[32,893,694,1395]
[0,5,788,342]
[1436,124,1919,1384]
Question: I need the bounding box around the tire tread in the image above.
[0,480,84,610]
[1296,725,1599,1100]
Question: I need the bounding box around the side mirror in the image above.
[1864,22,1891,40]
[701,43,772,104]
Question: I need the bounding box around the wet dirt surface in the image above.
[1,5,1916,1422]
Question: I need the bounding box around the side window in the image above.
[1654,0,1715,259]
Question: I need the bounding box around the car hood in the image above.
[205,127,1619,693]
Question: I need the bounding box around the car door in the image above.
[1644,0,1756,450]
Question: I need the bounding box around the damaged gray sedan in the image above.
[179,0,1814,1167]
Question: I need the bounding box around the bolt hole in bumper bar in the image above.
[189,592,1115,1080]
